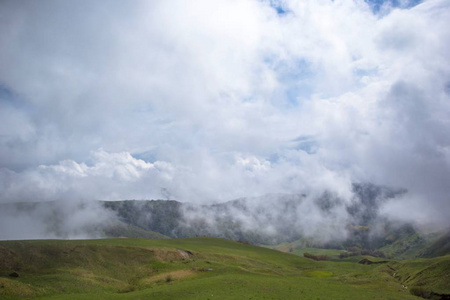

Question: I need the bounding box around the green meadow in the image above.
[1,238,448,299]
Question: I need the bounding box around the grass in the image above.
[389,255,450,296]
[0,237,447,299]
[268,239,346,260]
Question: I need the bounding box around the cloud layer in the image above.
[1,0,449,228]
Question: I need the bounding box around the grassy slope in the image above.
[0,238,433,299]
[389,255,450,296]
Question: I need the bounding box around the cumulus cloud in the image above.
[0,150,175,201]
[0,0,449,238]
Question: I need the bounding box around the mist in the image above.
[0,200,116,240]
[1,0,449,240]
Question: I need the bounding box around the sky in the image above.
[0,0,450,227]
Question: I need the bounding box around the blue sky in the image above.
[270,0,423,15]
[365,0,423,12]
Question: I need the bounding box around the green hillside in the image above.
[378,232,431,259]
[1,238,448,299]
[390,255,450,298]
[420,232,450,258]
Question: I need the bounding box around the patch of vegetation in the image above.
[303,270,334,278]
[303,252,328,261]
[409,286,433,299]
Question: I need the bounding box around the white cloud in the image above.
[0,150,171,201]
[0,0,449,226]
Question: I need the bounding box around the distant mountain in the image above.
[102,200,182,238]
[2,182,449,260]
[102,183,408,246]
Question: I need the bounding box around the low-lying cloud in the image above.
[0,200,115,240]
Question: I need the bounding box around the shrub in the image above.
[409,286,432,299]
[303,252,328,261]
[237,239,251,245]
